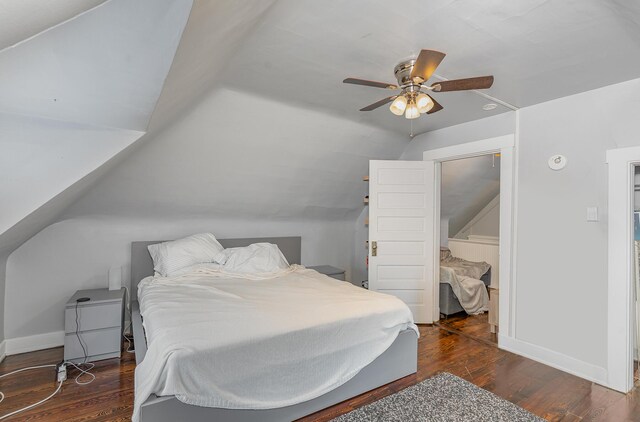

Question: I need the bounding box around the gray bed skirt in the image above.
[439,268,491,316]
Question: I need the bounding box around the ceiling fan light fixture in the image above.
[389,95,408,116]
[344,49,495,119]
[404,100,420,119]
[416,93,434,113]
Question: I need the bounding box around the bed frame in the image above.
[130,236,418,422]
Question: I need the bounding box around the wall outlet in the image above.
[587,207,599,222]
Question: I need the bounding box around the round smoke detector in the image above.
[482,103,497,111]
[548,155,567,170]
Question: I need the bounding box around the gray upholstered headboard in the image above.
[130,236,301,302]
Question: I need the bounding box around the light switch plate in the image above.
[587,207,598,222]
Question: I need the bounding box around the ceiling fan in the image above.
[343,49,494,119]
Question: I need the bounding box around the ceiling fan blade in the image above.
[343,78,398,89]
[427,95,443,114]
[431,76,494,92]
[410,49,446,83]
[360,96,398,111]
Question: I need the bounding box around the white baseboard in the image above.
[0,340,6,363]
[5,331,65,356]
[499,334,608,387]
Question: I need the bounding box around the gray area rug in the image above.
[332,372,545,422]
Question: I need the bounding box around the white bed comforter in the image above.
[133,265,417,422]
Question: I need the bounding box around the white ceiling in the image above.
[218,0,640,137]
[0,0,107,51]
[65,87,405,220]
[0,0,192,131]
[0,0,192,257]
[1,0,640,254]
[148,0,276,131]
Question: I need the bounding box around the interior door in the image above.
[368,160,435,324]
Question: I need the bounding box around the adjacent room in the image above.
[1,1,640,421]
[438,154,500,344]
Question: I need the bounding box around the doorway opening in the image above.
[436,154,501,345]
[423,134,515,342]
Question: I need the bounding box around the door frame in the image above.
[606,145,640,393]
[423,134,516,339]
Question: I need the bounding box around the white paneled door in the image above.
[368,160,435,323]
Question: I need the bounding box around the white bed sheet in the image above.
[133,265,417,422]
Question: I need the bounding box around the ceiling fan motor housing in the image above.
[393,59,418,87]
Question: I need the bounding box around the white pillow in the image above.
[214,243,290,274]
[148,233,224,276]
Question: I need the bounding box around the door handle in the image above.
[371,241,377,257]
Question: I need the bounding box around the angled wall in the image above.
[0,0,193,350]
[0,113,142,235]
[441,155,501,237]
[0,0,108,50]
[0,0,191,130]
[4,87,406,350]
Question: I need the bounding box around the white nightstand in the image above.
[64,288,125,363]
[308,265,346,281]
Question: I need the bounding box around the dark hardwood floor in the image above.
[436,312,497,345]
[1,326,638,421]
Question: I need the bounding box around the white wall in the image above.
[5,216,353,345]
[0,113,141,236]
[403,77,640,383]
[456,195,500,239]
[470,202,499,237]
[514,78,640,371]
[401,113,516,160]
[4,87,405,348]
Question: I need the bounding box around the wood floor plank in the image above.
[0,325,638,421]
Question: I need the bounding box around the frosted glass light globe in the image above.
[416,93,434,113]
[389,95,407,116]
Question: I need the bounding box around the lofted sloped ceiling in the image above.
[0,0,192,250]
[220,0,640,137]
[33,0,640,225]
[147,0,277,131]
[5,0,640,248]
[0,0,192,131]
[64,87,406,221]
[441,155,500,237]
[0,0,108,51]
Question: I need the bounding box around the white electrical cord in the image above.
[0,361,97,420]
[0,289,133,419]
[0,364,60,420]
[65,361,96,385]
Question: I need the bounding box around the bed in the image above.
[439,248,491,316]
[130,236,418,422]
